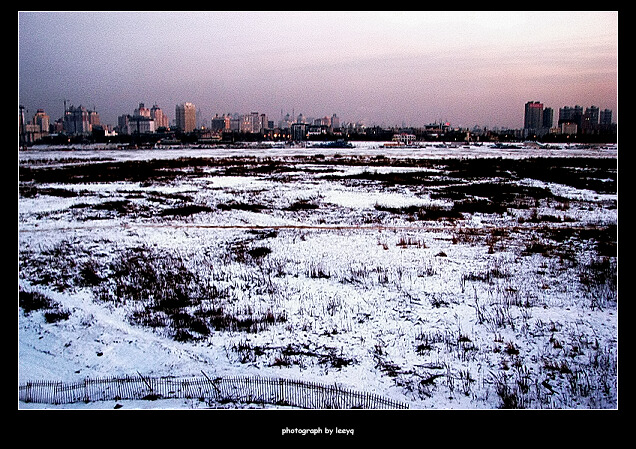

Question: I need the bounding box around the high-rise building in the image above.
[117,114,130,133]
[33,109,50,134]
[523,101,544,137]
[542,107,553,129]
[230,115,241,132]
[558,105,609,134]
[249,112,261,133]
[558,105,583,128]
[20,107,50,144]
[239,114,253,133]
[127,116,155,134]
[314,116,331,127]
[524,101,543,130]
[151,104,169,129]
[331,113,340,130]
[598,108,615,133]
[117,102,165,134]
[600,109,613,126]
[582,106,599,132]
[64,105,99,135]
[134,103,151,118]
[175,102,196,132]
[291,122,307,141]
[210,114,230,132]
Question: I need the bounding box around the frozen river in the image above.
[19,141,617,163]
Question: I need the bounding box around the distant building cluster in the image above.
[523,101,615,139]
[19,99,616,146]
[19,103,111,145]
[118,103,170,135]
[18,100,354,145]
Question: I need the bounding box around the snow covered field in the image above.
[18,142,618,409]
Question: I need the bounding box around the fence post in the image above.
[54,381,61,405]
[280,378,284,405]
[23,382,32,403]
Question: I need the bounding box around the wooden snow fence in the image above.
[18,373,409,409]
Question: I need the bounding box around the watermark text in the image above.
[281,427,354,436]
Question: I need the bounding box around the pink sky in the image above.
[19,11,618,129]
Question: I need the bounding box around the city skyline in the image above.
[18,11,618,129]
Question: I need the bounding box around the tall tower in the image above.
[331,113,340,129]
[151,104,169,129]
[523,101,544,138]
[583,106,599,132]
[175,102,196,132]
[524,101,543,130]
[559,105,583,129]
[542,107,553,129]
[600,109,613,125]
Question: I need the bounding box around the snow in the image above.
[18,142,618,409]
[21,140,618,161]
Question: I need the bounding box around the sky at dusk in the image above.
[18,11,618,130]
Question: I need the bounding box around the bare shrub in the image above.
[19,288,71,323]
[19,289,54,315]
[160,204,212,216]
